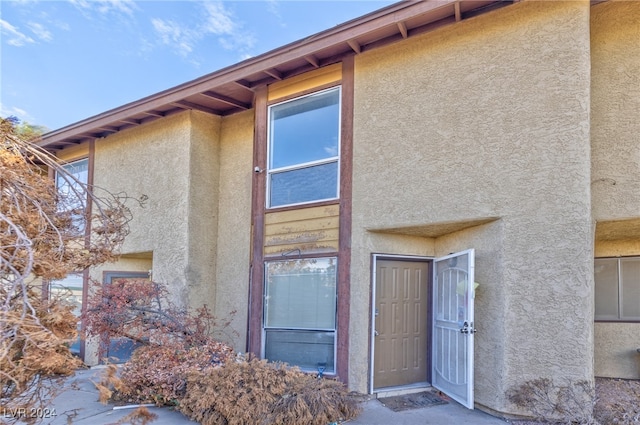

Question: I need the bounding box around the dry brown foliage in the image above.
[507,378,597,424]
[115,406,158,425]
[85,278,236,406]
[112,341,235,406]
[179,358,363,425]
[1,117,131,423]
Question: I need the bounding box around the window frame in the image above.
[261,256,338,374]
[55,157,90,232]
[594,256,640,322]
[266,86,342,209]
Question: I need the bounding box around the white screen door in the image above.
[432,249,475,409]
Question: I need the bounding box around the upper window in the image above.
[267,87,341,208]
[56,158,89,231]
[595,257,640,321]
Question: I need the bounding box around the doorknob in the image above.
[460,321,477,334]
[374,330,379,336]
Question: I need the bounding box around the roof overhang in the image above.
[39,0,519,150]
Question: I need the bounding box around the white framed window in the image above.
[595,257,640,321]
[263,257,337,373]
[56,158,89,231]
[267,87,341,208]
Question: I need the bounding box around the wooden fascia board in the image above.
[38,0,483,147]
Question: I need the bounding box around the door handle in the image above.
[374,330,379,336]
[460,321,477,334]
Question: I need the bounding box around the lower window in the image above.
[263,257,337,373]
[595,257,640,321]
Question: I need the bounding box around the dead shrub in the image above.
[179,358,363,425]
[108,340,234,406]
[507,378,597,424]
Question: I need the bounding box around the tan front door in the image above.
[373,259,430,390]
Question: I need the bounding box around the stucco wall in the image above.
[93,111,219,311]
[591,1,640,221]
[351,0,592,415]
[590,0,640,382]
[214,110,254,350]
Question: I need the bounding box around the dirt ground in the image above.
[510,378,640,425]
[594,378,640,425]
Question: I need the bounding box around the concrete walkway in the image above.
[40,367,508,424]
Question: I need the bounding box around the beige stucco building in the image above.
[39,0,639,419]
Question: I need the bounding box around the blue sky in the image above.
[1,0,394,132]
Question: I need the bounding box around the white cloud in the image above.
[69,0,137,17]
[0,103,33,122]
[151,18,194,56]
[0,19,35,46]
[151,1,255,61]
[27,22,53,42]
[201,2,235,35]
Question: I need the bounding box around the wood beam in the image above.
[263,68,283,80]
[200,91,251,109]
[347,40,361,54]
[171,100,220,115]
[143,111,165,117]
[304,55,320,68]
[119,118,141,125]
[397,21,408,39]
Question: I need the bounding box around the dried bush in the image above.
[113,340,235,405]
[179,358,363,425]
[1,117,131,423]
[85,277,237,406]
[83,278,236,349]
[507,378,597,424]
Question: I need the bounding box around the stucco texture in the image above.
[93,111,220,312]
[213,110,254,350]
[351,1,593,416]
[591,1,640,381]
[591,1,640,222]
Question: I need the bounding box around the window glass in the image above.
[594,258,619,319]
[267,87,340,208]
[56,158,89,231]
[269,89,340,169]
[50,273,84,355]
[264,257,337,373]
[269,162,338,207]
[595,257,640,321]
[620,258,640,319]
[264,330,335,372]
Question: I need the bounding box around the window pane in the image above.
[594,258,619,319]
[265,258,337,329]
[269,161,338,207]
[620,258,640,319]
[264,330,335,373]
[269,88,340,169]
[50,273,84,355]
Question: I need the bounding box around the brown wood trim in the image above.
[263,251,338,262]
[80,140,95,361]
[248,85,268,355]
[267,81,342,106]
[336,55,354,385]
[265,199,340,214]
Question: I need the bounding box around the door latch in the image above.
[460,321,477,334]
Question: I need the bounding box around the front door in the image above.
[373,258,430,390]
[432,249,475,409]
